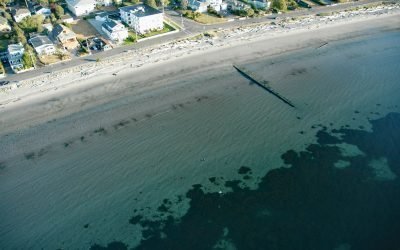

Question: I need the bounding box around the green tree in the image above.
[144,0,157,8]
[272,0,287,11]
[130,0,140,4]
[22,52,35,69]
[156,0,169,7]
[246,8,255,16]
[54,5,65,18]
[50,13,57,23]
[12,23,27,44]
[4,11,12,21]
[0,0,7,8]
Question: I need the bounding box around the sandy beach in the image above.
[0,3,400,249]
[0,3,399,156]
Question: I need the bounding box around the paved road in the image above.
[3,0,387,82]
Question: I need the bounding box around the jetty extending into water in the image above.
[233,65,295,108]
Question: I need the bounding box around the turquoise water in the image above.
[1,30,400,249]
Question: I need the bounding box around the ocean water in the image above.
[1,30,400,249]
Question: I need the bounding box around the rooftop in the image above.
[51,24,77,41]
[11,8,31,16]
[7,43,24,54]
[102,19,121,33]
[29,35,53,48]
[120,4,162,17]
[66,0,96,7]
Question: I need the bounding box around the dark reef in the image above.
[91,112,400,250]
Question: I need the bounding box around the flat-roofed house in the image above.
[33,5,51,17]
[66,0,96,16]
[11,8,31,22]
[102,19,128,43]
[0,16,11,32]
[119,4,163,34]
[29,35,56,55]
[7,43,24,72]
[51,24,79,50]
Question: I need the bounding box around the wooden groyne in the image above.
[233,65,295,108]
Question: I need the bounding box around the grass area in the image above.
[181,10,226,24]
[39,54,70,65]
[195,13,226,24]
[0,39,9,52]
[139,22,175,39]
[71,19,99,39]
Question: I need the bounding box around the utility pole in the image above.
[181,14,184,30]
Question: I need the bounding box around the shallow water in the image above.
[0,30,399,249]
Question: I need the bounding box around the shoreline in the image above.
[0,4,399,158]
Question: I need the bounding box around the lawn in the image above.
[39,54,70,65]
[139,22,175,39]
[181,10,226,24]
[71,19,99,39]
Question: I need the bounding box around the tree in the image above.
[272,0,287,11]
[180,0,188,10]
[156,0,169,7]
[12,23,27,44]
[144,0,157,8]
[22,52,35,69]
[54,4,64,18]
[0,0,7,8]
[50,13,57,23]
[246,8,254,16]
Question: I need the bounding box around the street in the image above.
[3,0,386,83]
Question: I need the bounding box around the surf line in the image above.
[233,65,295,108]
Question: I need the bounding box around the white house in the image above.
[0,16,11,32]
[119,4,163,34]
[249,0,270,9]
[189,0,208,13]
[11,8,31,22]
[66,0,96,16]
[7,43,25,72]
[102,19,128,43]
[29,35,56,55]
[33,5,51,17]
[95,12,109,22]
[61,14,74,24]
[96,0,113,6]
[189,0,227,13]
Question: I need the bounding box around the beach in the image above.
[1,4,400,249]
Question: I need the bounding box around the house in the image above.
[42,23,53,33]
[249,0,270,9]
[189,0,227,13]
[7,43,25,72]
[95,12,109,22]
[66,0,96,16]
[102,19,128,43]
[0,16,11,32]
[228,0,251,11]
[189,0,209,13]
[119,4,163,34]
[29,35,56,55]
[96,0,113,6]
[11,8,31,22]
[60,14,74,24]
[51,24,79,50]
[32,5,51,17]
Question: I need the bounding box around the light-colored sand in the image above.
[0,8,398,160]
[0,3,398,145]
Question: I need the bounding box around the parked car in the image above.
[0,80,10,86]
